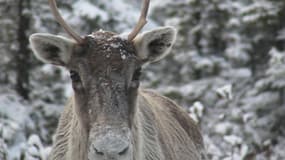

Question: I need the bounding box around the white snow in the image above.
[214,122,232,135]
[121,54,126,60]
[0,138,7,159]
[190,102,204,117]
[242,112,255,123]
[216,84,233,100]
[189,101,204,123]
[269,47,285,65]
[240,1,279,23]
[0,93,29,123]
[277,29,285,40]
[73,0,109,21]
[221,68,252,79]
[25,134,50,160]
[240,144,249,159]
[224,135,242,146]
[117,32,129,40]
[110,43,120,49]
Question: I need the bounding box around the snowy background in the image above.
[1,0,285,159]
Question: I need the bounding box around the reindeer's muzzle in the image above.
[88,126,132,160]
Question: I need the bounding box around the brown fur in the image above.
[30,28,206,160]
[49,89,206,160]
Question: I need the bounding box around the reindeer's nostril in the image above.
[118,146,129,156]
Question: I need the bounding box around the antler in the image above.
[48,0,83,43]
[128,0,150,41]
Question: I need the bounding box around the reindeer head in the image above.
[29,0,176,159]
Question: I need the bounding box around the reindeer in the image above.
[29,0,207,160]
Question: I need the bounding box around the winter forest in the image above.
[0,0,285,159]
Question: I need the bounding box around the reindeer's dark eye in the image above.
[70,70,81,82]
[132,67,141,81]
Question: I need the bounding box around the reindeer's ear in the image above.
[29,33,75,66]
[133,26,177,63]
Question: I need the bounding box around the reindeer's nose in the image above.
[93,135,130,157]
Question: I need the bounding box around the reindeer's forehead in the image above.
[87,30,116,41]
[73,31,138,72]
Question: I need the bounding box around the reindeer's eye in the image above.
[132,67,141,81]
[70,70,81,82]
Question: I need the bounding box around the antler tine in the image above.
[48,0,83,43]
[128,0,150,41]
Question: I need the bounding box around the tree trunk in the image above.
[280,88,285,106]
[15,0,31,100]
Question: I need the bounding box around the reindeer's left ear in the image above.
[133,26,177,63]
[29,33,75,66]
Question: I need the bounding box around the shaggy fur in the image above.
[48,89,206,160]
[30,27,207,160]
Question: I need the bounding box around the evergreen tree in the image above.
[1,0,285,159]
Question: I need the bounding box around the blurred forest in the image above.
[0,0,285,159]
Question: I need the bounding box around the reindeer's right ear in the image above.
[133,27,177,63]
[29,33,75,66]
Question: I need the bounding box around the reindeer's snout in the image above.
[93,135,129,156]
[88,127,132,160]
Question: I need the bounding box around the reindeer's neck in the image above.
[66,102,89,160]
[132,93,164,160]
